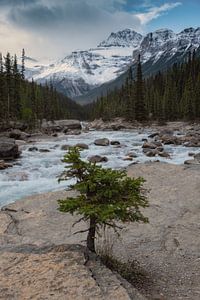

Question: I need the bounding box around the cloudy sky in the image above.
[0,0,199,60]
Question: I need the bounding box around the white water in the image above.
[0,130,199,207]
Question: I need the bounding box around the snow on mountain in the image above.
[132,28,200,64]
[26,27,200,101]
[26,28,142,98]
[98,28,143,48]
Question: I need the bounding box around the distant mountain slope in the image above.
[26,27,200,104]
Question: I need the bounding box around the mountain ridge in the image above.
[26,27,200,104]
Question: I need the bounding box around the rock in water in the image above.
[42,119,81,133]
[111,141,121,145]
[0,160,13,170]
[88,155,108,163]
[94,138,110,146]
[75,143,89,149]
[0,138,20,160]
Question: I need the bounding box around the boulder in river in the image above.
[39,149,50,153]
[42,119,81,133]
[28,147,38,152]
[126,152,138,158]
[159,151,171,158]
[111,141,120,145]
[160,135,180,145]
[9,129,30,140]
[0,138,21,160]
[75,143,89,150]
[61,145,71,151]
[94,138,110,146]
[88,155,108,163]
[142,142,157,149]
[148,132,159,139]
[123,156,133,161]
[64,129,81,135]
[0,160,13,170]
[145,150,159,157]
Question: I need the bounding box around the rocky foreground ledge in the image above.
[0,163,200,299]
[0,189,144,300]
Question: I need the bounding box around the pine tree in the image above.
[21,48,25,79]
[58,147,148,253]
[135,55,147,122]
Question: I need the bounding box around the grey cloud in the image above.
[4,0,152,30]
[0,0,38,6]
[0,0,175,59]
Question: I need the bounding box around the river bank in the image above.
[0,162,200,299]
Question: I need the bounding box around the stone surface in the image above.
[0,189,143,300]
[184,159,200,165]
[0,244,136,300]
[111,140,121,145]
[42,119,81,133]
[0,138,21,160]
[0,160,13,170]
[9,129,30,140]
[28,146,38,152]
[61,144,70,151]
[0,161,200,299]
[94,138,110,146]
[158,151,171,158]
[75,143,89,149]
[145,150,159,157]
[88,155,108,163]
[142,142,157,149]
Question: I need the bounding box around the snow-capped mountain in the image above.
[26,27,200,103]
[98,29,143,48]
[26,29,141,99]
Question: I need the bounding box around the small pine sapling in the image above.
[58,147,149,253]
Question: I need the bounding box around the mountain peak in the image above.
[98,28,143,48]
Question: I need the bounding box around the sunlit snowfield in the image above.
[0,130,199,206]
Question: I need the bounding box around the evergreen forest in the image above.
[88,51,200,122]
[0,50,200,126]
[0,50,83,128]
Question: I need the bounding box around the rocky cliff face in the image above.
[26,27,200,102]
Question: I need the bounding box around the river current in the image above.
[0,130,199,206]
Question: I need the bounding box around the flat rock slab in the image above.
[0,244,135,300]
[0,162,200,299]
[120,162,200,299]
[0,190,144,300]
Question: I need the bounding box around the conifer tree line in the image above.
[0,50,83,128]
[88,51,200,122]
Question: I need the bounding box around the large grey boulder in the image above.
[57,120,81,130]
[42,119,81,133]
[0,138,20,160]
[9,129,30,140]
[94,138,110,146]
